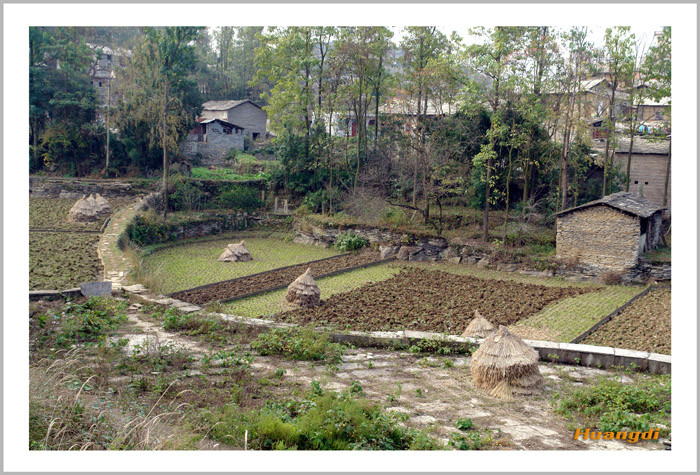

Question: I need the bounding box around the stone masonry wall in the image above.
[556,206,640,272]
[293,217,670,283]
[181,121,244,166]
[29,176,153,198]
[227,102,267,139]
[612,153,670,214]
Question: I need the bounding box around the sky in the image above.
[391,26,662,50]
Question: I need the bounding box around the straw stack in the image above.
[470,325,543,400]
[461,309,496,339]
[94,193,112,216]
[68,193,110,222]
[217,240,253,262]
[286,267,321,308]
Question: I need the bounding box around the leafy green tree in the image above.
[600,26,636,196]
[116,26,202,218]
[463,26,525,240]
[642,27,671,205]
[29,27,103,175]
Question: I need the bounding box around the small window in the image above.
[106,54,112,61]
[98,82,102,87]
[644,181,649,185]
[634,180,638,184]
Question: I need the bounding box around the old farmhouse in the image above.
[554,192,665,272]
[200,100,267,141]
[181,118,245,166]
[592,137,671,214]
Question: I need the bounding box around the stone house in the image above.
[592,137,671,214]
[181,118,245,166]
[554,192,665,272]
[200,100,267,140]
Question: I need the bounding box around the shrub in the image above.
[251,326,346,364]
[335,232,368,252]
[554,376,671,435]
[57,297,128,346]
[215,184,262,212]
[225,148,239,162]
[169,179,204,213]
[601,271,623,285]
[204,388,442,450]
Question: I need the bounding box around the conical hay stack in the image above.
[461,309,496,339]
[286,267,320,308]
[94,193,112,216]
[470,325,543,400]
[218,240,253,262]
[68,194,99,222]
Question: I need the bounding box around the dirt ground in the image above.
[275,268,593,334]
[93,304,664,451]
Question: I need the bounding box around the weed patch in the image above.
[251,326,347,364]
[553,375,671,436]
[201,387,442,450]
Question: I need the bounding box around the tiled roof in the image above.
[197,117,244,129]
[202,99,262,111]
[554,192,665,218]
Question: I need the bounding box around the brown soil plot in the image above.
[583,287,671,355]
[275,269,593,334]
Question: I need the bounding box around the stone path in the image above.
[98,203,139,288]
[113,303,665,452]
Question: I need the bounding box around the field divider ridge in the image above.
[569,284,654,344]
[168,252,357,297]
[216,256,395,304]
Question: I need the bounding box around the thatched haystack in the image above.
[68,193,111,222]
[218,240,253,262]
[470,325,543,400]
[461,309,496,339]
[286,267,320,308]
[94,193,112,215]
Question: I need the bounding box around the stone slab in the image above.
[80,281,112,297]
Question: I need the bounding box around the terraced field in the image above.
[272,268,594,334]
[142,237,344,294]
[583,287,671,354]
[29,196,137,289]
[29,232,102,290]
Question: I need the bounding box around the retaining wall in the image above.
[121,284,671,375]
[293,219,670,283]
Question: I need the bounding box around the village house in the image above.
[181,118,245,166]
[554,192,665,272]
[200,100,267,141]
[591,136,671,214]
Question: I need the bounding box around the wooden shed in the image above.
[554,192,665,271]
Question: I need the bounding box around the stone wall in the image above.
[556,206,640,272]
[294,217,670,283]
[612,153,670,214]
[29,176,153,198]
[181,121,245,166]
[227,102,267,139]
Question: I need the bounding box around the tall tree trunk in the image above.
[162,81,169,221]
[624,105,639,191]
[483,156,491,242]
[663,136,671,206]
[105,82,111,171]
[560,123,571,210]
[503,147,513,242]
